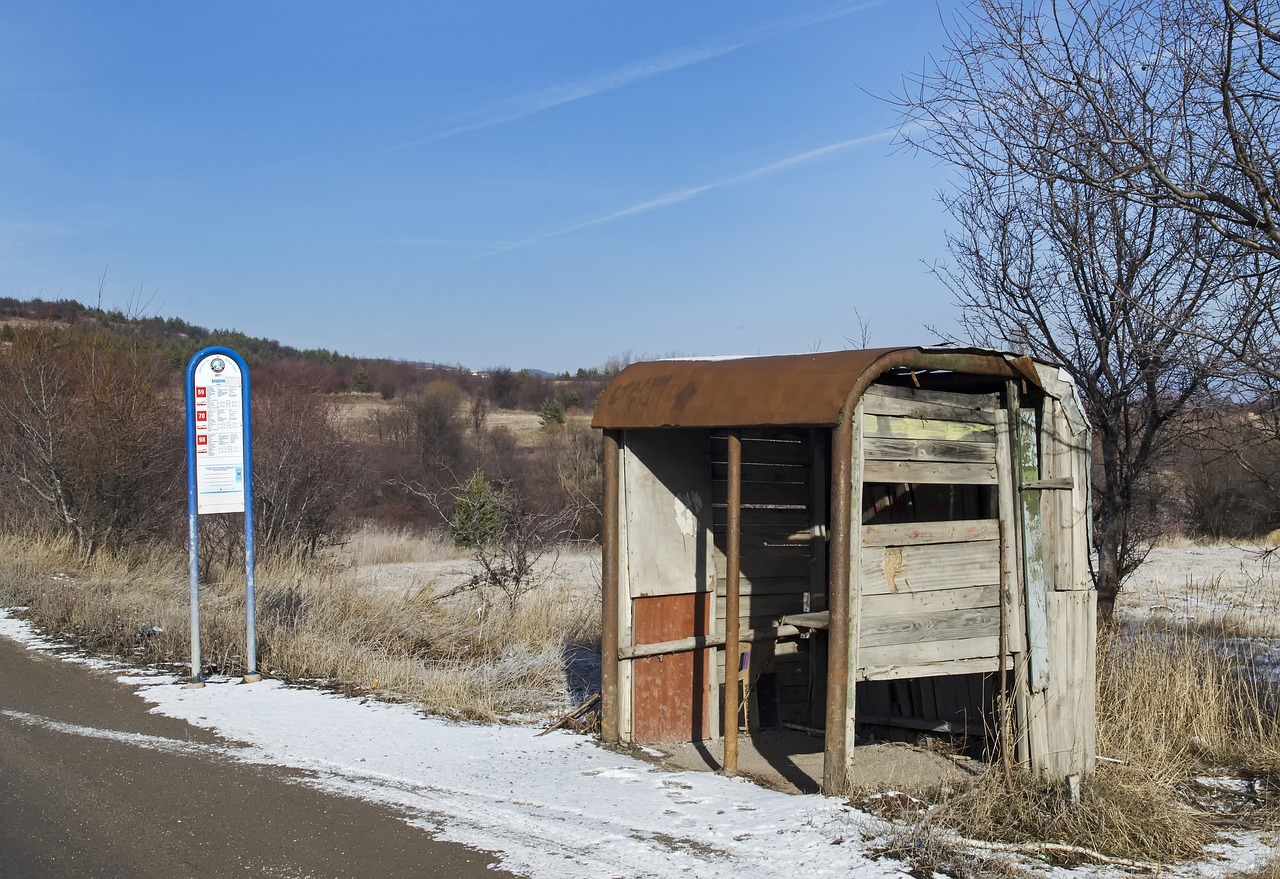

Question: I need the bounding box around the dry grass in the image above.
[1098,624,1280,783]
[341,524,463,566]
[0,529,601,722]
[906,612,1280,867]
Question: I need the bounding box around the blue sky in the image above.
[0,2,960,372]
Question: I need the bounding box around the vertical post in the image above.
[240,369,261,684]
[823,415,854,794]
[723,429,742,776]
[601,430,621,744]
[184,356,205,688]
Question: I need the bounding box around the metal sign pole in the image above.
[185,346,258,687]
[240,364,261,683]
[184,354,205,688]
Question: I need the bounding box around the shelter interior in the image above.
[595,349,1096,794]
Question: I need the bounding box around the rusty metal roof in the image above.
[591,348,1039,429]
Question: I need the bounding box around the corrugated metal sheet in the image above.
[592,348,1038,429]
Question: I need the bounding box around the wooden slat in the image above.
[713,554,809,579]
[863,414,997,443]
[862,584,1000,618]
[860,541,1001,595]
[859,642,1006,680]
[864,435,997,464]
[715,593,807,621]
[862,460,998,485]
[865,382,1002,412]
[862,393,1000,426]
[710,437,808,465]
[712,524,812,543]
[859,607,1000,649]
[862,519,998,547]
[711,461,806,482]
[715,574,811,596]
[713,426,810,444]
[712,505,811,528]
[781,611,830,629]
[713,479,811,507]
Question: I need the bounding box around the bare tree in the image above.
[937,165,1248,614]
[902,0,1280,263]
[896,0,1269,615]
[0,328,180,559]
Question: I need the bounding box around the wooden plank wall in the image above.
[710,428,816,728]
[858,385,1006,685]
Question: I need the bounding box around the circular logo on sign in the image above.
[210,357,226,374]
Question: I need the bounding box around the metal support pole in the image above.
[241,368,260,684]
[723,429,742,777]
[823,416,853,793]
[601,430,621,744]
[184,356,205,689]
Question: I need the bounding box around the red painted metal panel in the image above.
[632,593,713,743]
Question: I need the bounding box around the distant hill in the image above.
[0,296,608,406]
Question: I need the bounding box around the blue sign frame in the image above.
[184,346,259,684]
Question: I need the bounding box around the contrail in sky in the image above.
[472,128,895,259]
[392,1,891,150]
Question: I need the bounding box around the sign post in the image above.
[185,347,260,686]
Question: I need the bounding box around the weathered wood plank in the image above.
[858,644,1007,681]
[715,574,812,596]
[711,461,806,483]
[994,405,1025,669]
[781,611,830,629]
[712,505,811,528]
[864,414,997,443]
[859,607,1000,649]
[711,440,809,466]
[713,426,810,444]
[711,524,812,543]
[863,460,998,485]
[862,519,999,547]
[860,541,1002,595]
[863,435,998,465]
[863,584,1000,618]
[866,382,1002,408]
[715,592,808,621]
[713,479,811,507]
[863,385,1001,424]
[1018,407,1050,693]
[713,554,810,579]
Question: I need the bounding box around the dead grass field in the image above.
[327,392,592,448]
[0,529,600,722]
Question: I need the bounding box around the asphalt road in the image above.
[0,633,520,879]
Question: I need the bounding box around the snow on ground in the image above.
[2,576,1275,879]
[1119,543,1280,630]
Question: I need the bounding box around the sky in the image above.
[0,2,963,373]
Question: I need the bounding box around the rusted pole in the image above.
[723,429,742,776]
[601,429,621,744]
[822,415,854,795]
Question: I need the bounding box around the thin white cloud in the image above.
[473,129,894,259]
[391,1,892,150]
